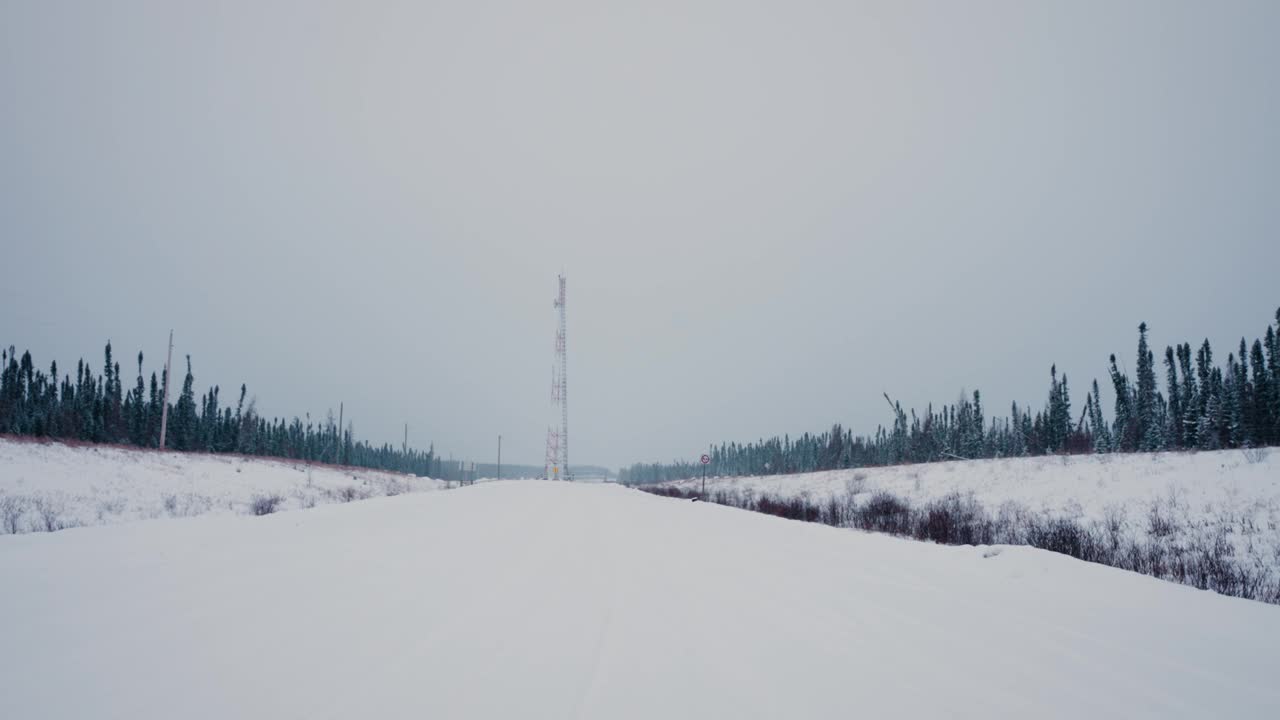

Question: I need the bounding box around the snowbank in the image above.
[0,437,443,532]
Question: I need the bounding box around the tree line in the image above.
[0,342,459,477]
[620,307,1280,485]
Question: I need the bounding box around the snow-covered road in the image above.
[2,481,1277,718]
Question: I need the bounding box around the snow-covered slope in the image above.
[665,449,1280,524]
[0,437,442,532]
[1,481,1278,719]
[663,449,1280,584]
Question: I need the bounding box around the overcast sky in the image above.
[2,1,1278,470]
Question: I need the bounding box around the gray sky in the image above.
[2,1,1278,470]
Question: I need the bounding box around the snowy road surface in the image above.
[2,481,1278,719]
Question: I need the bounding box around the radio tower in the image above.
[545,275,570,480]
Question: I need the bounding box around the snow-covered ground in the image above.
[0,437,443,532]
[1,480,1277,718]
[663,449,1280,581]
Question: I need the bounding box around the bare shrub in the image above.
[856,492,913,535]
[379,478,412,497]
[96,496,126,522]
[154,493,211,518]
[823,494,847,527]
[1242,447,1268,465]
[1026,517,1099,561]
[1102,506,1128,551]
[1147,499,1178,538]
[331,486,370,503]
[1,494,26,534]
[29,496,67,532]
[250,494,284,516]
[182,494,213,516]
[755,494,822,522]
[914,493,994,546]
[845,473,868,496]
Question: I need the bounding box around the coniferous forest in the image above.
[621,307,1280,485]
[0,344,445,477]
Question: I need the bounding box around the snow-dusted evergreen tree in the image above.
[1194,341,1216,449]
[1044,367,1073,453]
[171,356,197,451]
[1248,338,1271,446]
[1164,346,1182,448]
[129,352,146,446]
[1088,379,1110,452]
[1135,323,1161,450]
[1225,348,1246,448]
[1108,354,1134,451]
[969,390,985,458]
[1268,319,1280,441]
[1175,342,1198,447]
[147,372,161,447]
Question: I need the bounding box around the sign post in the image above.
[700,453,711,497]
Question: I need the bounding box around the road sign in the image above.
[700,454,710,465]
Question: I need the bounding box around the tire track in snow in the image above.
[571,488,619,719]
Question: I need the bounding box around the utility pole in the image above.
[701,444,712,498]
[337,402,343,464]
[403,423,408,454]
[497,434,502,481]
[158,330,173,449]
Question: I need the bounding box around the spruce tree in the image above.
[1176,343,1198,447]
[1135,323,1160,450]
[971,390,984,457]
[1268,320,1280,441]
[1249,339,1270,445]
[1194,341,1216,448]
[1109,354,1135,451]
[1224,353,1245,447]
[1088,379,1110,452]
[103,342,115,439]
[172,356,197,450]
[129,352,146,446]
[1164,346,1182,449]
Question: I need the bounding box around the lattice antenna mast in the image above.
[544,426,560,479]
[554,275,569,480]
